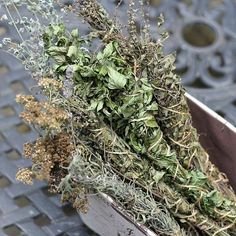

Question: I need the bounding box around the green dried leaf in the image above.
[89,100,104,112]
[80,66,97,77]
[96,51,103,60]
[188,170,207,186]
[51,24,64,35]
[204,190,223,208]
[130,133,144,153]
[89,100,98,110]
[153,171,165,183]
[53,55,66,64]
[145,117,158,128]
[47,46,67,55]
[147,103,158,111]
[71,29,79,38]
[97,100,104,111]
[99,66,108,76]
[67,45,78,58]
[103,42,114,58]
[107,67,127,89]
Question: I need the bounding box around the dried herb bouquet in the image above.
[1,0,236,235]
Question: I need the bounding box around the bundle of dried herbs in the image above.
[41,22,236,230]
[76,0,236,201]
[62,96,231,235]
[1,0,236,235]
[60,145,188,236]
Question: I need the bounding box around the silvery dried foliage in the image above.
[60,145,188,236]
[0,0,61,79]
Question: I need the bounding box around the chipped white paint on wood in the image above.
[80,194,157,236]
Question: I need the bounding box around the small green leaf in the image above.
[103,42,114,57]
[188,170,207,186]
[204,190,223,208]
[47,46,67,55]
[153,171,165,183]
[57,37,69,46]
[89,100,98,110]
[130,133,144,153]
[122,108,135,118]
[107,67,127,90]
[53,55,66,64]
[99,66,108,76]
[145,117,158,128]
[80,66,97,77]
[141,84,152,92]
[67,45,77,58]
[96,52,103,60]
[71,29,79,38]
[89,100,104,112]
[97,100,104,111]
[147,103,158,111]
[106,99,117,110]
[54,64,67,72]
[52,24,64,35]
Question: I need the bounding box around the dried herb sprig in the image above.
[77,0,114,32]
[60,145,188,236]
[73,0,236,202]
[141,37,236,201]
[0,0,61,79]
[16,94,68,132]
[59,96,230,236]
[42,25,236,230]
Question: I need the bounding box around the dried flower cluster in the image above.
[17,132,74,190]
[38,77,63,90]
[16,94,68,131]
[16,168,34,185]
[2,1,236,235]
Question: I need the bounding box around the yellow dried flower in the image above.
[17,94,68,131]
[16,94,35,104]
[19,133,74,186]
[23,142,33,158]
[38,77,63,90]
[16,168,33,185]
